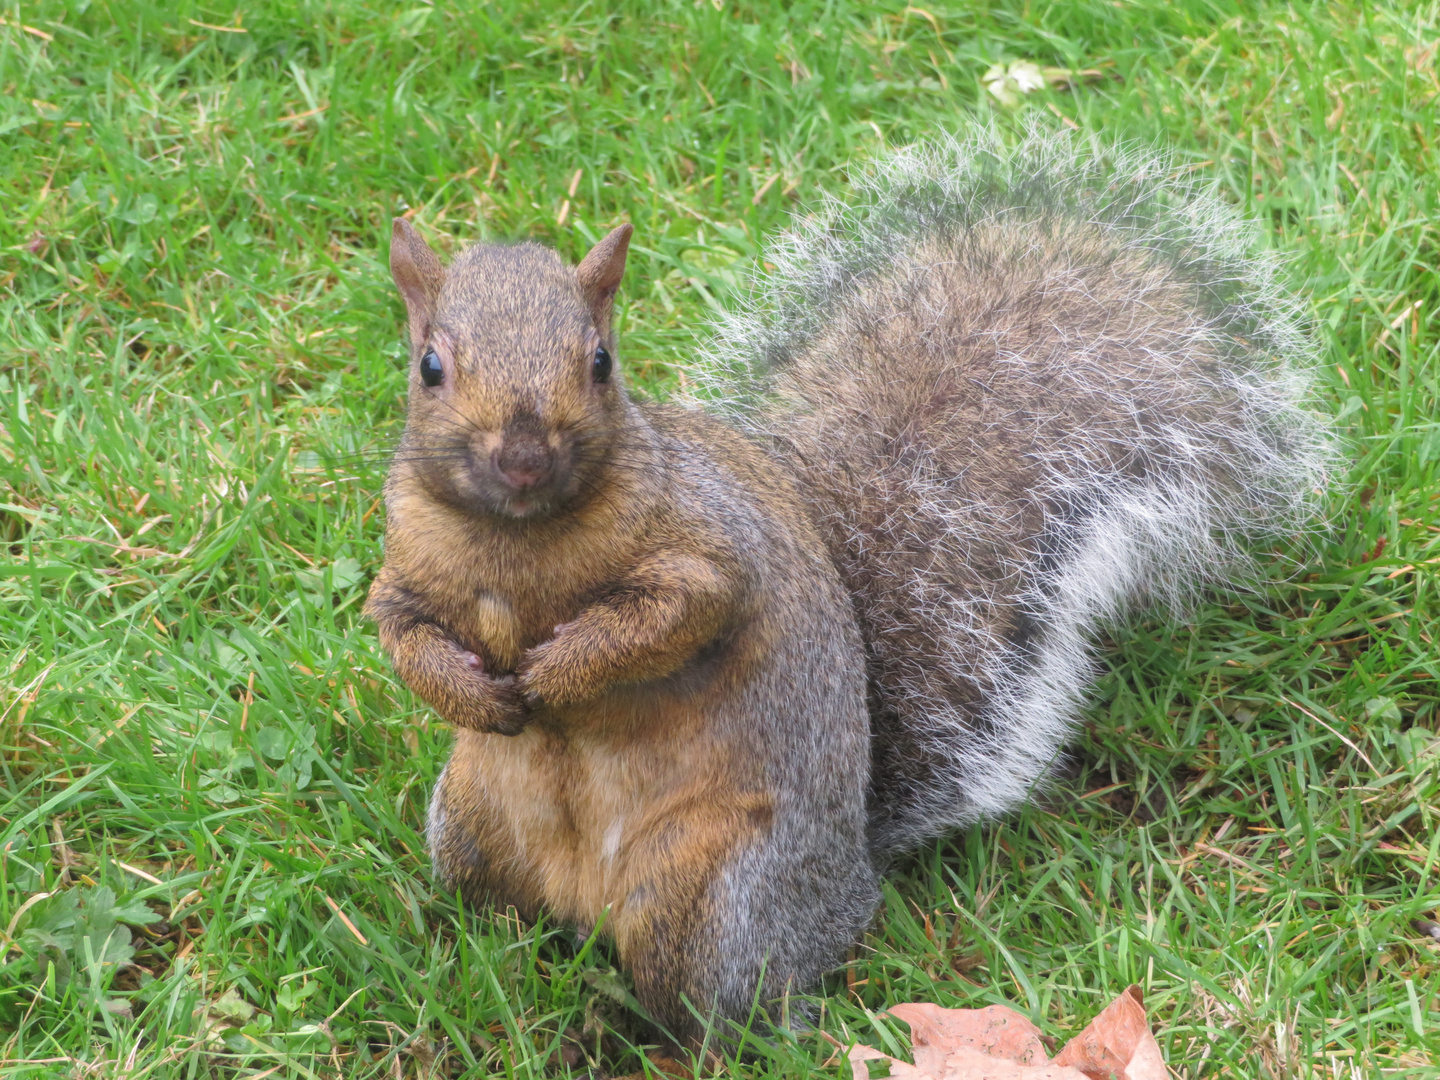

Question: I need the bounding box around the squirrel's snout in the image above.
[492,423,557,493]
[461,412,575,518]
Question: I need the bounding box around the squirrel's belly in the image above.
[443,696,762,931]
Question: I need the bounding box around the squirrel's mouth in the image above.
[443,482,567,523]
[461,478,566,521]
[454,451,577,522]
[493,494,548,519]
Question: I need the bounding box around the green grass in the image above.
[1,0,1438,1076]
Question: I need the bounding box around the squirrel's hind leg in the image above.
[426,732,548,917]
[613,786,878,1048]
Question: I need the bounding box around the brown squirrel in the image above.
[365,127,1333,1042]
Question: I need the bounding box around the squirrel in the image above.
[364,125,1333,1043]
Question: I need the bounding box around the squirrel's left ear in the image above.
[576,224,633,336]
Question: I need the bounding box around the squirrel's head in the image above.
[388,218,634,521]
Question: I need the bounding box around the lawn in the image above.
[1,0,1438,1076]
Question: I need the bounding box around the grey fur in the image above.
[390,125,1335,1036]
[694,122,1336,855]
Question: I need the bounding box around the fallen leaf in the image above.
[980,60,1104,107]
[982,61,1044,107]
[613,1050,693,1079]
[198,988,263,1052]
[849,1039,1086,1080]
[208,988,255,1025]
[890,1002,1050,1071]
[847,987,1163,1080]
[849,1042,931,1079]
[1053,987,1166,1080]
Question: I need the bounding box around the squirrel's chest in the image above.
[463,590,529,671]
[423,560,613,674]
[436,583,566,672]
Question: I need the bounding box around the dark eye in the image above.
[592,345,612,384]
[419,348,443,387]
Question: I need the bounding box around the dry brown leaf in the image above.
[890,1002,1051,1071]
[850,1043,931,1079]
[848,1040,1086,1080]
[1052,987,1166,1080]
[847,986,1164,1080]
[613,1052,693,1080]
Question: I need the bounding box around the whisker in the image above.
[426,393,493,436]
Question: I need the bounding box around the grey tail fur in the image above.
[693,122,1338,856]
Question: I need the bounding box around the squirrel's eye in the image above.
[419,349,444,387]
[592,345,612,385]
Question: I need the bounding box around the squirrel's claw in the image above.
[487,714,529,736]
[514,664,550,710]
[479,674,530,736]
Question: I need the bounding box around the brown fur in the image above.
[367,220,877,1041]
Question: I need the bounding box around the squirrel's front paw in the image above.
[516,630,600,709]
[448,650,530,735]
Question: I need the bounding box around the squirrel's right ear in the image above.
[390,218,445,344]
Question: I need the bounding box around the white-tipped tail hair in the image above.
[694,121,1337,854]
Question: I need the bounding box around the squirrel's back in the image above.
[699,125,1336,854]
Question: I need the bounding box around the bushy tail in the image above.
[695,121,1337,855]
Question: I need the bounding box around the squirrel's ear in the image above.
[576,224,633,334]
[390,218,445,345]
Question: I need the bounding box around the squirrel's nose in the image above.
[493,434,554,492]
